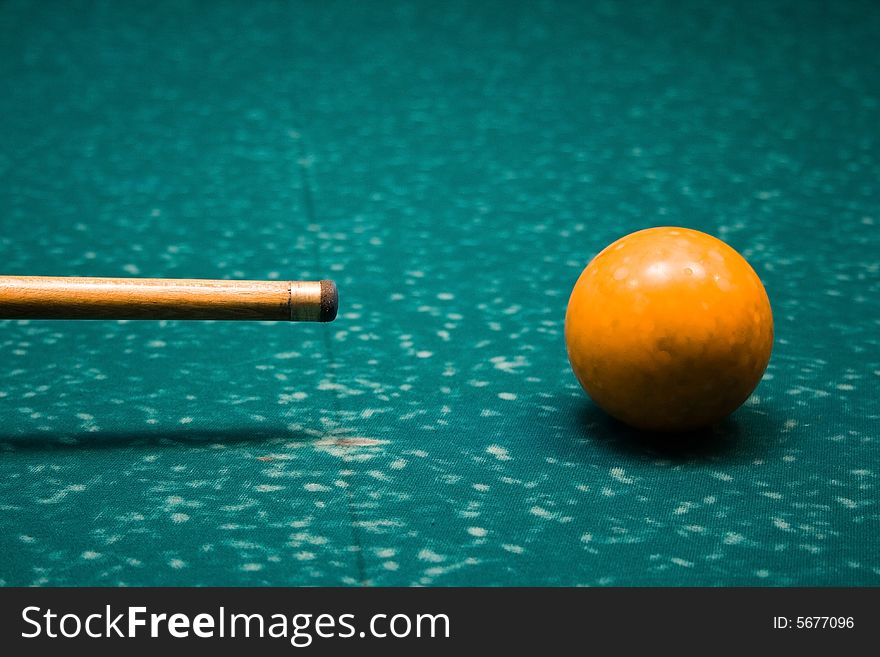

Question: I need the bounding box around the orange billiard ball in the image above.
[565,227,773,432]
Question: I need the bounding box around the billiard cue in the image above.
[0,276,338,322]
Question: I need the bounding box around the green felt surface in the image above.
[1,0,878,586]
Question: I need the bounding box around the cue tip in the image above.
[320,280,338,322]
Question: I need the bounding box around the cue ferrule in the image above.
[0,276,338,322]
[289,280,338,322]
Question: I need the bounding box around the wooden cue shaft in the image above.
[0,276,338,322]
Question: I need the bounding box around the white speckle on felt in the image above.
[529,506,573,523]
[280,392,309,403]
[418,549,445,563]
[609,467,634,484]
[254,484,284,492]
[289,532,329,547]
[304,483,331,492]
[467,527,488,537]
[353,519,404,533]
[486,445,511,461]
[490,355,528,373]
[37,484,87,505]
